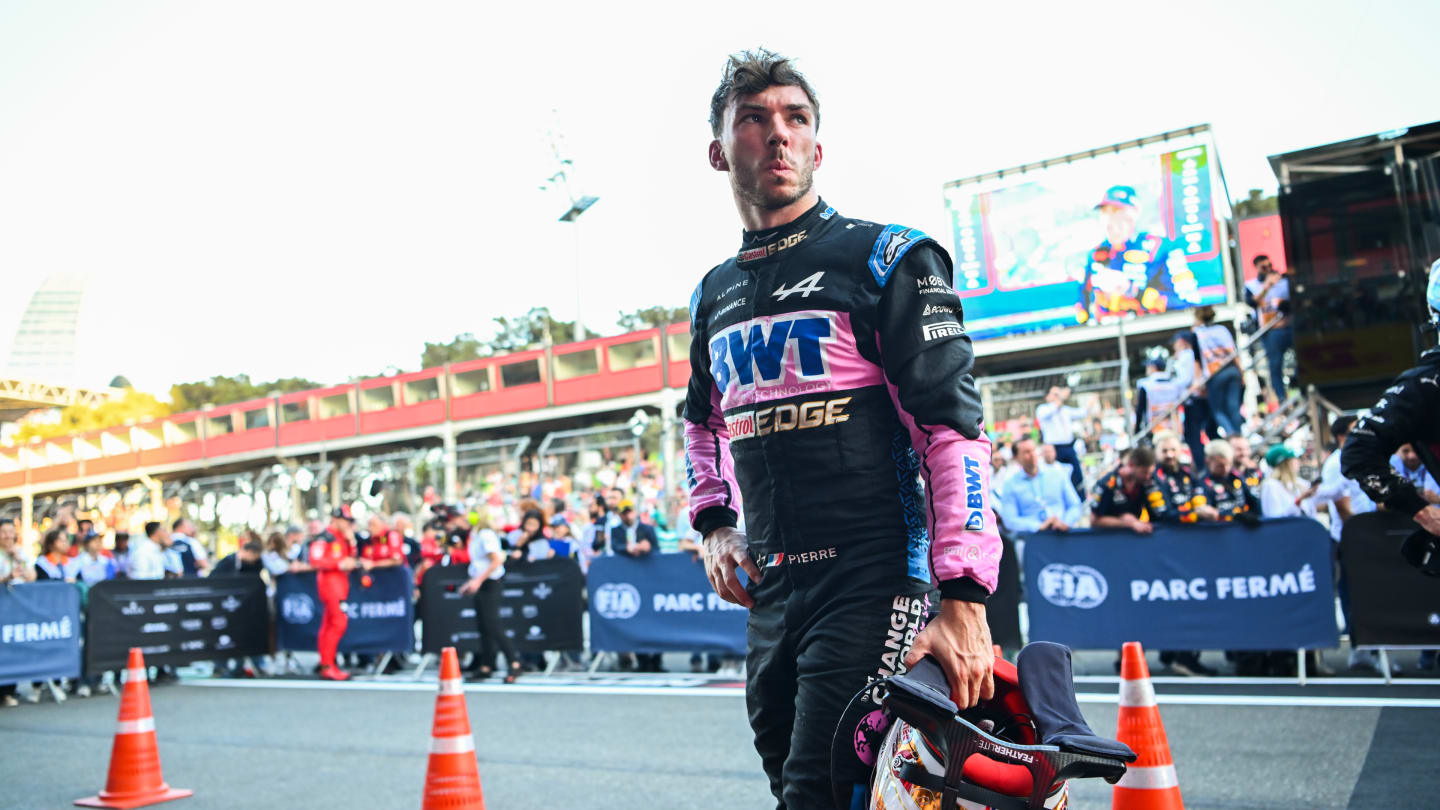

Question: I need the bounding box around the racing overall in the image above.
[683,199,1000,809]
[309,530,354,669]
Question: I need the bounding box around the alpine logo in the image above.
[710,313,833,393]
[923,322,965,341]
[963,456,985,531]
[773,271,825,300]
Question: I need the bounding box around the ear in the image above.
[709,139,728,172]
[812,141,823,170]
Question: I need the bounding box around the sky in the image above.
[2,0,1439,397]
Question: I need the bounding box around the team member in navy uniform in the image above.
[1078,185,1200,323]
[685,50,1001,809]
[1091,446,1172,533]
[1150,431,1205,523]
[1194,440,1261,521]
[1342,262,1440,565]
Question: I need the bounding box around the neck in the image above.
[736,190,819,232]
[1022,463,1039,477]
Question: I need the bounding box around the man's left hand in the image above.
[905,600,994,709]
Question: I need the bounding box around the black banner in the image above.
[420,559,583,655]
[1341,511,1440,647]
[85,575,269,672]
[988,535,1023,652]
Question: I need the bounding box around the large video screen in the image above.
[943,131,1229,340]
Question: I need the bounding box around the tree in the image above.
[420,333,486,369]
[12,390,170,444]
[617,305,689,332]
[1234,188,1278,219]
[488,307,585,353]
[169,374,322,412]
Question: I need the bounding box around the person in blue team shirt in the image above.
[1079,185,1200,323]
[997,437,1084,533]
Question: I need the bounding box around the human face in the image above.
[1100,204,1138,245]
[711,84,821,216]
[1206,454,1230,478]
[1040,444,1057,465]
[1255,258,1275,275]
[1015,441,1038,474]
[53,534,71,556]
[1156,438,1183,471]
[1122,463,1154,490]
[604,490,621,508]
[368,516,387,536]
[522,517,542,535]
[1228,437,1252,468]
[0,523,15,549]
[1399,444,1422,471]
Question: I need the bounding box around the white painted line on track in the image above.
[1073,675,1440,687]
[184,678,1440,707]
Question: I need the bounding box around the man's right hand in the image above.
[1415,505,1440,537]
[703,527,760,608]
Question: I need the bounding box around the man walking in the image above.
[685,49,1000,808]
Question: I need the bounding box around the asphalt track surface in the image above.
[3,670,1437,809]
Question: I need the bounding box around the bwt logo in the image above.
[1037,563,1108,609]
[281,593,315,624]
[710,315,833,393]
[593,583,642,620]
[963,456,985,532]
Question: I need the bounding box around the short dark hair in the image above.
[0,517,13,527]
[242,539,263,554]
[1126,446,1157,468]
[171,517,186,531]
[709,48,820,138]
[1252,254,1270,266]
[42,528,65,554]
[1330,415,1358,440]
[145,521,162,538]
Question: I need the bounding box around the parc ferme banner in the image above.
[587,553,748,655]
[1022,517,1338,650]
[275,567,415,654]
[0,581,82,682]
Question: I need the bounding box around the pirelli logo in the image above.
[726,396,851,441]
[922,322,964,341]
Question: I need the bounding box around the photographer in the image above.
[1244,254,1292,401]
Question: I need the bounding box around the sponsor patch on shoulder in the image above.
[868,225,928,287]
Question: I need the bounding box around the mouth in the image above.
[766,160,793,175]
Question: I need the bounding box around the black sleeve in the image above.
[609,524,628,555]
[1341,371,1437,516]
[1134,386,1148,428]
[1144,477,1178,523]
[1091,480,1117,519]
[876,243,984,439]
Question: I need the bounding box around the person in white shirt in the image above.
[1392,444,1440,505]
[1035,387,1087,492]
[1259,445,1317,519]
[1311,417,1375,542]
[459,511,524,683]
[127,522,171,581]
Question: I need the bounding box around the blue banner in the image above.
[275,567,415,654]
[587,553,747,655]
[0,582,82,682]
[1022,517,1338,650]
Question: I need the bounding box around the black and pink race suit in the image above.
[682,198,1000,809]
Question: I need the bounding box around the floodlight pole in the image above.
[543,118,599,342]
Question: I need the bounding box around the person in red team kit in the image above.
[310,505,358,681]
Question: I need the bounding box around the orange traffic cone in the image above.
[421,647,486,810]
[75,649,192,808]
[1112,642,1183,810]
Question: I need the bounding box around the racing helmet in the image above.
[835,643,1134,810]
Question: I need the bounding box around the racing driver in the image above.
[309,505,358,681]
[685,49,1001,808]
[1342,260,1440,544]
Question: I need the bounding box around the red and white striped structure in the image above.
[421,646,486,810]
[75,648,193,809]
[1112,641,1183,810]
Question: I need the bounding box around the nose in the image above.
[767,115,790,148]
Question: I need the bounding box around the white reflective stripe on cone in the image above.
[1118,678,1156,708]
[1116,764,1179,790]
[124,668,147,684]
[429,734,476,755]
[116,717,156,735]
[438,678,463,695]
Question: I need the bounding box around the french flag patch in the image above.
[765,553,785,568]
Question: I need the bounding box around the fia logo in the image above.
[710,314,833,393]
[773,272,826,301]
